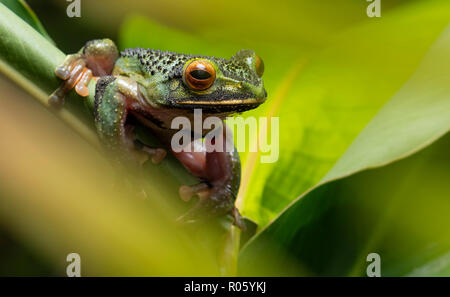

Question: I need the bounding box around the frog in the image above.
[49,39,266,229]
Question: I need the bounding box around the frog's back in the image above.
[114,48,207,80]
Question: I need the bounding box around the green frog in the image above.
[49,39,266,229]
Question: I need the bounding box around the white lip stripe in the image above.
[177,98,260,105]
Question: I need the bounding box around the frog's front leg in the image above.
[175,125,245,230]
[49,39,118,107]
[94,76,166,165]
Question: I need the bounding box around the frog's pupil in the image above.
[190,70,211,80]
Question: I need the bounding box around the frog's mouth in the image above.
[168,90,267,113]
[178,98,262,111]
[171,99,263,113]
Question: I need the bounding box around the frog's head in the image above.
[145,49,267,114]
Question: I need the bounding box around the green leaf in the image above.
[239,24,450,276]
[238,0,450,228]
[118,2,450,231]
[2,0,450,276]
[0,0,53,43]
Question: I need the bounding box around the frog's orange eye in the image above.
[255,55,264,77]
[184,60,216,91]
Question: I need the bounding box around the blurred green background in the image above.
[0,0,449,276]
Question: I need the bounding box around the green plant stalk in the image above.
[0,3,236,275]
[0,3,61,93]
[0,3,100,147]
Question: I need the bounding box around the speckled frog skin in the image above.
[50,39,266,228]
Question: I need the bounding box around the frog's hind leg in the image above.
[49,39,119,107]
[174,126,246,230]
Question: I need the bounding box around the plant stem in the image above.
[0,2,100,147]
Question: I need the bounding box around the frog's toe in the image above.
[65,59,86,89]
[178,182,210,202]
[48,87,66,108]
[177,183,246,229]
[55,65,70,80]
[75,68,92,97]
[176,184,213,224]
[128,140,167,166]
[141,146,167,164]
[54,54,81,80]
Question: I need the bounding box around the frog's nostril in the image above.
[255,55,264,77]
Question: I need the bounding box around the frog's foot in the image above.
[176,191,210,225]
[56,56,93,97]
[141,146,167,165]
[134,141,167,165]
[115,125,167,166]
[176,182,212,224]
[176,192,245,230]
[49,56,94,107]
[173,128,244,228]
[49,39,119,108]
[176,182,246,230]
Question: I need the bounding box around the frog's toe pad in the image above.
[48,89,65,108]
[55,66,70,80]
[74,68,92,97]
